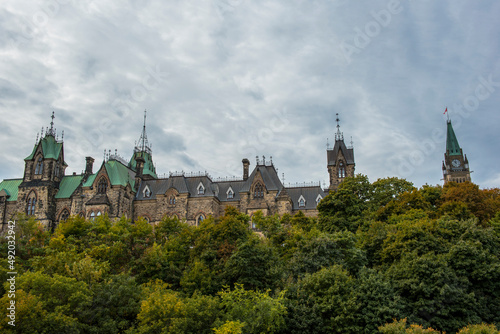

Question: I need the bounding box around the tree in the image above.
[217,284,287,334]
[318,174,373,233]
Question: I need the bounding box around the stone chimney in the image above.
[85,157,94,175]
[242,158,250,181]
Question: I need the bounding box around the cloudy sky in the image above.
[1,0,499,189]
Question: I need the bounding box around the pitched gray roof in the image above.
[240,164,283,193]
[214,180,246,202]
[327,139,355,166]
[287,186,328,210]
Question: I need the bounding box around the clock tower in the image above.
[442,119,471,184]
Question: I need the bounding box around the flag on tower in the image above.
[443,107,448,114]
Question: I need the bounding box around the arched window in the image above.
[59,209,70,221]
[97,177,108,194]
[169,196,176,205]
[90,211,96,221]
[35,157,43,175]
[196,214,204,226]
[26,192,37,215]
[97,211,102,217]
[338,161,346,178]
[254,183,264,198]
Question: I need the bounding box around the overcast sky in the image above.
[1,0,499,189]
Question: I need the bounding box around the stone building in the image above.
[0,112,355,229]
[442,119,471,184]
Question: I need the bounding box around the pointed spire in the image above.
[135,109,151,154]
[335,113,344,141]
[446,119,461,156]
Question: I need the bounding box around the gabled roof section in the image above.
[136,176,190,200]
[129,151,157,178]
[240,164,283,193]
[215,180,246,202]
[25,134,64,161]
[105,159,136,188]
[287,186,328,210]
[446,120,462,156]
[55,175,84,199]
[0,179,22,201]
[82,159,135,189]
[327,139,354,166]
[185,176,216,197]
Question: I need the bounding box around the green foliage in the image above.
[457,323,500,334]
[378,318,442,333]
[0,178,499,333]
[318,174,374,233]
[217,284,287,334]
[213,320,245,334]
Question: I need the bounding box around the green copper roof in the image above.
[55,175,83,199]
[105,160,135,188]
[25,134,64,161]
[0,179,22,201]
[446,120,462,156]
[129,150,157,178]
[82,160,135,189]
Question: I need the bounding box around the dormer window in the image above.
[97,177,108,194]
[35,157,43,175]
[197,182,205,195]
[143,185,151,198]
[254,183,264,198]
[298,195,306,208]
[338,161,346,178]
[227,187,234,199]
[316,194,323,206]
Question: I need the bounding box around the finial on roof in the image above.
[256,155,259,165]
[61,130,64,141]
[270,156,273,164]
[335,113,344,141]
[41,127,44,137]
[262,155,265,165]
[103,149,106,161]
[35,132,39,144]
[282,172,285,184]
[46,111,57,137]
[135,109,151,154]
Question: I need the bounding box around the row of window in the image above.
[33,157,63,178]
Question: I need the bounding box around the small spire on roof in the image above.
[335,113,344,141]
[41,127,44,137]
[35,132,39,144]
[61,130,64,141]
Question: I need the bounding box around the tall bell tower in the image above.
[327,113,355,191]
[442,119,471,184]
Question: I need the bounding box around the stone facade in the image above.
[0,113,357,229]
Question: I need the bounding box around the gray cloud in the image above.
[1,0,499,188]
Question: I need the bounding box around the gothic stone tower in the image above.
[17,112,67,229]
[442,119,471,184]
[327,114,355,191]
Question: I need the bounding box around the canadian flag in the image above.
[443,107,448,114]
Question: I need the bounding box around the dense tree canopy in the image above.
[1,177,499,333]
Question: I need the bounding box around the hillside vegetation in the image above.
[1,175,500,333]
